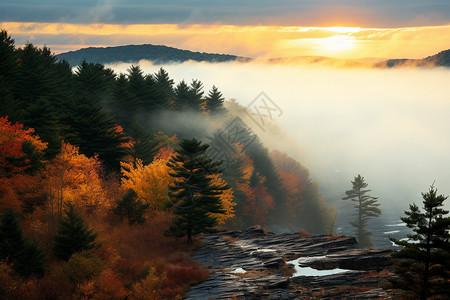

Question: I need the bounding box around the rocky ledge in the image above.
[186,226,394,299]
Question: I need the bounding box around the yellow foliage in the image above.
[121,158,174,211]
[45,142,108,213]
[210,175,236,224]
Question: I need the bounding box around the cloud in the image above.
[2,22,450,59]
[105,60,450,214]
[1,0,450,27]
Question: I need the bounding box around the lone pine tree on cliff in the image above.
[342,174,381,248]
[388,185,450,300]
[166,138,227,244]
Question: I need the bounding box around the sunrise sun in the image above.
[319,35,355,52]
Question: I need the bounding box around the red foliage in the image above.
[0,116,47,211]
[239,182,275,224]
[154,145,176,161]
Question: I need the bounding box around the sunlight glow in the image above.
[319,35,356,52]
[1,22,449,59]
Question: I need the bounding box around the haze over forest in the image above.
[108,59,450,211]
[1,1,450,298]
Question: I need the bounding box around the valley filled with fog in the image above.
[109,61,450,247]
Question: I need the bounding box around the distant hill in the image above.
[58,44,450,69]
[376,49,450,68]
[57,44,251,66]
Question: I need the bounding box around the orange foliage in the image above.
[114,125,133,148]
[101,212,207,299]
[234,143,253,181]
[209,174,235,224]
[0,116,47,211]
[44,142,108,221]
[121,158,174,211]
[0,116,47,174]
[154,146,175,161]
[238,182,275,224]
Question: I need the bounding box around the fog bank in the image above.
[109,61,450,215]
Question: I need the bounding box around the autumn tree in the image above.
[0,209,46,277]
[270,150,336,234]
[166,138,228,244]
[0,116,47,211]
[342,174,381,248]
[388,185,450,299]
[113,189,150,225]
[53,203,98,261]
[44,142,108,233]
[121,158,175,211]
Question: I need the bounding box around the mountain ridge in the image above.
[375,49,450,68]
[57,44,251,66]
[57,44,450,68]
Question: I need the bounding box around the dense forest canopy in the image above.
[0,29,335,298]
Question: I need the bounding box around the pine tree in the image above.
[154,67,174,110]
[0,30,20,119]
[113,189,150,225]
[15,44,67,158]
[0,209,46,277]
[73,61,115,101]
[53,203,98,261]
[388,185,450,299]
[188,79,204,111]
[127,65,147,110]
[166,138,227,244]
[64,95,128,172]
[127,124,158,165]
[342,174,381,248]
[205,85,227,115]
[173,80,190,111]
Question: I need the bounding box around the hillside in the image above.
[376,49,450,68]
[57,44,251,66]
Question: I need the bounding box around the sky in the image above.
[1,1,450,58]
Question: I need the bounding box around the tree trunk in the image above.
[358,191,362,247]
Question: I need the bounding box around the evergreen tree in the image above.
[166,138,227,244]
[64,95,128,172]
[205,85,226,115]
[127,124,158,165]
[73,61,115,102]
[388,185,450,299]
[0,30,20,119]
[111,73,134,128]
[342,174,381,248]
[154,67,174,110]
[113,189,150,225]
[15,44,67,158]
[173,80,190,111]
[0,210,46,277]
[53,203,98,261]
[188,79,204,111]
[127,65,147,110]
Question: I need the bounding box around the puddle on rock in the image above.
[230,267,246,274]
[287,256,351,277]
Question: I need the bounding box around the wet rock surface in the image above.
[185,226,394,299]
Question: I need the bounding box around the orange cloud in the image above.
[1,22,449,59]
